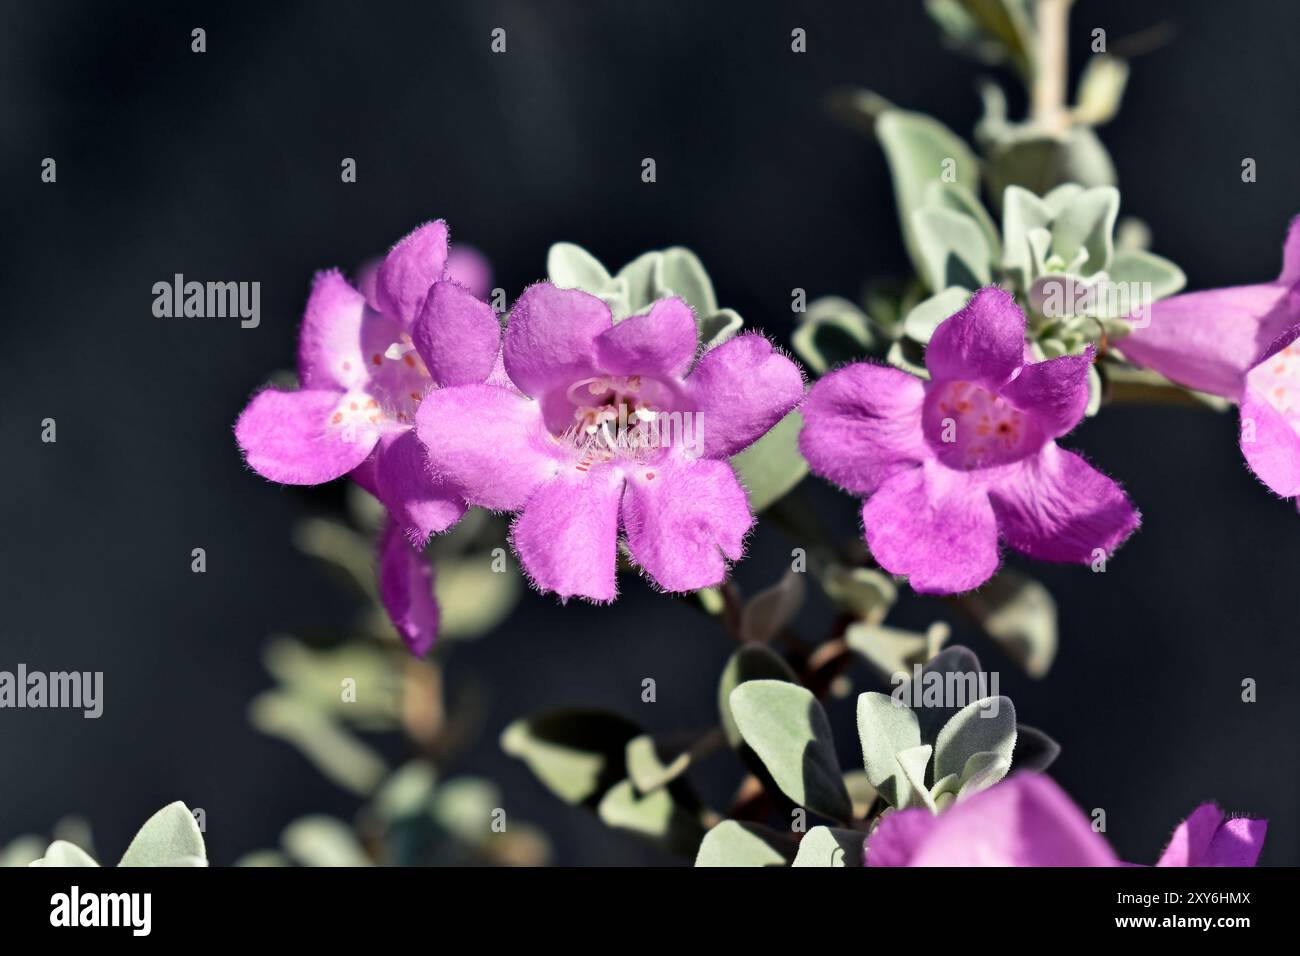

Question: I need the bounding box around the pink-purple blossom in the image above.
[415,283,804,601]
[799,288,1139,594]
[235,221,496,654]
[864,772,1267,867]
[1123,216,1300,506]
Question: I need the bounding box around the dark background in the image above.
[2,0,1298,867]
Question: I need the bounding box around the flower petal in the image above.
[622,455,752,592]
[378,520,438,656]
[863,808,939,867]
[988,443,1139,564]
[298,270,369,390]
[412,280,502,388]
[870,773,1118,866]
[799,362,927,496]
[1239,386,1300,498]
[511,470,623,602]
[376,221,450,328]
[416,384,558,511]
[503,283,610,399]
[925,287,1025,389]
[1156,803,1267,867]
[374,430,467,546]
[1121,282,1299,398]
[863,462,999,594]
[445,244,493,301]
[235,388,378,485]
[686,333,805,458]
[595,297,698,379]
[1002,350,1092,439]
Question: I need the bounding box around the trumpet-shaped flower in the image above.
[1122,217,1300,505]
[800,288,1139,594]
[865,772,1267,867]
[416,283,804,601]
[235,221,495,546]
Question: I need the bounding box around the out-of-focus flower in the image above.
[800,288,1138,594]
[417,283,804,601]
[377,518,439,656]
[865,773,1266,867]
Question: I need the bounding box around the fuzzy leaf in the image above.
[740,570,806,643]
[501,709,640,807]
[792,297,875,373]
[30,841,99,867]
[933,697,1017,783]
[792,826,865,867]
[912,207,992,292]
[903,286,973,344]
[695,821,793,867]
[955,571,1057,677]
[730,410,808,512]
[547,242,611,292]
[856,691,923,809]
[118,802,207,867]
[597,779,705,855]
[730,681,853,822]
[718,644,799,748]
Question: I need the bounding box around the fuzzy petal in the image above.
[298,270,369,390]
[511,470,623,602]
[445,244,493,301]
[1239,386,1300,498]
[416,384,558,511]
[503,283,610,399]
[378,520,439,656]
[868,773,1118,866]
[235,388,378,485]
[925,288,1025,389]
[989,443,1139,563]
[412,280,501,388]
[622,455,752,592]
[799,362,927,496]
[595,297,698,379]
[1121,282,1299,398]
[376,221,450,328]
[686,333,805,458]
[863,462,999,594]
[1156,803,1267,867]
[374,430,468,546]
[1002,350,1093,438]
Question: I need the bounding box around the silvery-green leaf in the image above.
[118,802,207,867]
[262,637,400,722]
[740,570,806,644]
[896,743,937,811]
[792,297,875,373]
[933,697,1017,783]
[718,644,799,748]
[951,0,1034,77]
[1012,723,1061,772]
[1042,183,1086,216]
[822,566,897,625]
[856,691,922,808]
[250,690,388,796]
[843,769,878,819]
[986,127,1116,203]
[846,622,943,683]
[30,841,99,867]
[625,733,695,792]
[698,307,744,350]
[730,681,853,822]
[923,180,1000,260]
[955,570,1057,677]
[957,751,1011,799]
[1086,363,1103,416]
[1051,186,1119,277]
[546,242,611,293]
[912,207,992,292]
[1026,227,1055,280]
[655,247,717,316]
[902,286,972,344]
[1074,54,1129,126]
[792,826,865,867]
[432,777,502,843]
[436,553,523,640]
[730,410,808,513]
[615,251,661,311]
[597,779,705,855]
[282,816,371,867]
[694,821,793,867]
[2,836,47,868]
[887,338,929,378]
[900,645,983,743]
[1001,185,1051,287]
[293,517,378,601]
[1107,250,1186,303]
[371,760,438,821]
[929,772,960,802]
[234,851,292,867]
[876,110,981,280]
[501,709,640,807]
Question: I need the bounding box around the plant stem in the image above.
[1031,0,1073,133]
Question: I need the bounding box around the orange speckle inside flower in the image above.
[645,472,655,480]
[404,354,416,368]
[372,353,382,365]
[350,401,359,411]
[331,412,343,424]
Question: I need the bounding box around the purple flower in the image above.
[235,221,494,547]
[416,283,804,601]
[800,288,1139,594]
[377,517,440,657]
[865,773,1267,867]
[1123,217,1300,505]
